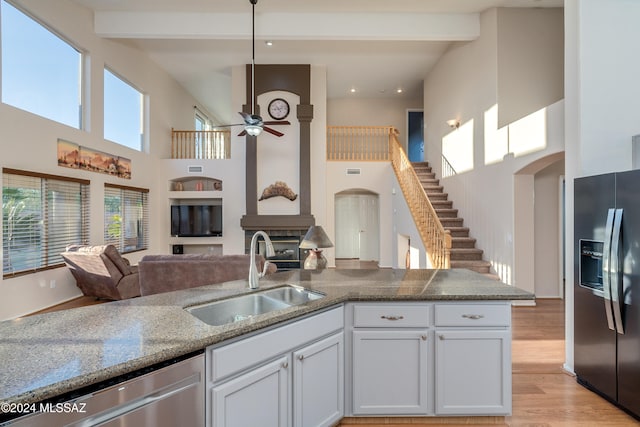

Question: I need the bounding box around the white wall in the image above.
[423,8,565,286]
[328,97,423,146]
[564,0,640,373]
[497,8,564,127]
[0,0,211,319]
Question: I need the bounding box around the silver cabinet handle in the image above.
[381,315,404,321]
[282,362,289,369]
[298,355,304,361]
[462,314,484,320]
[439,334,445,340]
[421,335,427,341]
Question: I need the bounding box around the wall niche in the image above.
[170,177,222,192]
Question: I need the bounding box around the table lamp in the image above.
[299,225,333,269]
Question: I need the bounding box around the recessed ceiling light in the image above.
[396,88,403,93]
[350,88,356,93]
[265,40,273,46]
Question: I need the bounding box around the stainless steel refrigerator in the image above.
[574,169,640,419]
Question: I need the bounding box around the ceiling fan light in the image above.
[245,125,262,136]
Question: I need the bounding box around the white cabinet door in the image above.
[435,330,511,415]
[293,333,344,427]
[352,330,429,415]
[211,355,290,427]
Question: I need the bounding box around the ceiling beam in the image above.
[94,11,480,41]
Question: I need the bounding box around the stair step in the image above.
[446,226,470,237]
[415,172,436,179]
[426,192,448,200]
[430,200,453,209]
[413,168,432,175]
[450,248,484,261]
[451,260,492,274]
[411,162,430,167]
[419,177,440,185]
[451,237,477,248]
[435,208,458,218]
[440,217,464,227]
[423,185,444,192]
[411,164,431,172]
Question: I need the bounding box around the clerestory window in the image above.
[104,68,145,151]
[1,0,84,129]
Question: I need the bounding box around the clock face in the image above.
[268,98,290,120]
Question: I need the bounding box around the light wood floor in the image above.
[30,294,640,425]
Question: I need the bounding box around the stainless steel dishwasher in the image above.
[4,354,204,427]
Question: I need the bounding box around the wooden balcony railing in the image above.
[389,131,451,269]
[326,126,394,161]
[171,129,231,159]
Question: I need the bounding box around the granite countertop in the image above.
[0,268,532,411]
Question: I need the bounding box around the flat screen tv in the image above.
[171,204,222,237]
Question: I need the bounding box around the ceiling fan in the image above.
[217,0,290,137]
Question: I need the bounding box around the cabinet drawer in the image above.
[209,306,343,382]
[434,303,510,327]
[353,304,430,328]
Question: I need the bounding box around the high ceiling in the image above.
[71,0,563,124]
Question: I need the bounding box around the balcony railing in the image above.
[326,126,394,161]
[388,130,451,269]
[171,129,231,159]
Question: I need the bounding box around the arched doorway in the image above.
[335,190,380,262]
[514,152,565,298]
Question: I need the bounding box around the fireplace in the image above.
[245,230,306,270]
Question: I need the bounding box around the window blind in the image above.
[104,184,149,253]
[2,169,90,277]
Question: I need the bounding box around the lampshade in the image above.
[245,125,262,136]
[299,225,334,249]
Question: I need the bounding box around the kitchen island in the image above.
[0,268,533,425]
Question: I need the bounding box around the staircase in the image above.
[411,162,493,275]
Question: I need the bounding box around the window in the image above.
[104,68,144,151]
[192,109,231,160]
[1,0,83,128]
[2,169,90,277]
[104,184,149,253]
[195,111,209,132]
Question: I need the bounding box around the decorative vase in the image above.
[304,249,327,270]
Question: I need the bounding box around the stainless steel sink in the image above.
[260,286,325,305]
[186,285,325,326]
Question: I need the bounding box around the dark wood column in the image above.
[297,103,313,215]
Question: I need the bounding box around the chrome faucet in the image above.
[249,231,275,289]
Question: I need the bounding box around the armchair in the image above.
[61,244,141,300]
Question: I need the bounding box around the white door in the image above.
[435,330,511,415]
[293,333,344,427]
[358,194,379,261]
[211,356,290,427]
[335,193,379,261]
[352,330,429,415]
[334,195,360,258]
